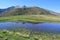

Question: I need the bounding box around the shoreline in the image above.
[0,15,60,23]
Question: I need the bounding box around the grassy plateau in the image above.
[0,15,60,23]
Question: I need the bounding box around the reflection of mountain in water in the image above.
[0,22,60,33]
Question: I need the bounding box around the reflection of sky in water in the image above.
[0,22,60,33]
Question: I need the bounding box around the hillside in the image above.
[0,6,59,17]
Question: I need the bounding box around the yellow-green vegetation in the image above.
[0,30,35,40]
[0,29,60,40]
[0,15,60,23]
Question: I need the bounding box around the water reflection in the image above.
[0,22,60,33]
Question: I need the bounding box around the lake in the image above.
[0,22,60,33]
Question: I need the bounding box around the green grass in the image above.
[0,30,35,40]
[0,15,60,23]
[0,29,60,40]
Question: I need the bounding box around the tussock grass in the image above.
[0,29,60,40]
[0,15,60,23]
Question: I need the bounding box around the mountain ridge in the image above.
[0,6,60,17]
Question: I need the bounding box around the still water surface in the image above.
[0,22,60,33]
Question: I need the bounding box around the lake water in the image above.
[0,22,60,33]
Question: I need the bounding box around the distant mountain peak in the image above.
[14,6,20,8]
[0,6,60,16]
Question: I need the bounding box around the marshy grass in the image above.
[0,29,60,40]
[0,15,60,23]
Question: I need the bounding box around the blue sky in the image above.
[0,0,60,12]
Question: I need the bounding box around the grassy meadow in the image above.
[0,28,60,40]
[0,15,60,23]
